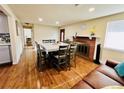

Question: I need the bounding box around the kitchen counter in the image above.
[0,43,11,46]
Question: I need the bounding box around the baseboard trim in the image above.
[0,62,12,67]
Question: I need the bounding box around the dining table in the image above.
[40,42,69,54]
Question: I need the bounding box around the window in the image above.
[104,20,124,52]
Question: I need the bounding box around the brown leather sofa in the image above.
[72,60,124,89]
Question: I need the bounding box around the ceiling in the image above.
[8,4,124,27]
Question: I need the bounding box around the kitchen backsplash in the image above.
[0,33,10,43]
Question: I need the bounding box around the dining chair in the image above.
[53,45,69,72]
[42,40,50,43]
[35,41,39,64]
[50,39,56,43]
[68,43,77,70]
[35,41,46,72]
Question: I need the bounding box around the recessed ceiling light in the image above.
[89,8,95,12]
[38,18,43,22]
[56,21,59,25]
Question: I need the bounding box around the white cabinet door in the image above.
[0,13,9,33]
[0,46,11,64]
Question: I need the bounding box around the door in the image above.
[60,29,65,42]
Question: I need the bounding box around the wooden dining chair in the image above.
[42,40,50,43]
[50,39,56,43]
[35,41,46,72]
[68,43,77,70]
[53,45,69,72]
[35,41,39,65]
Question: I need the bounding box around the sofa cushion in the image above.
[114,62,124,77]
[83,71,122,89]
[72,80,93,89]
[96,65,124,85]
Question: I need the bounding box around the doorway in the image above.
[60,29,65,42]
[24,28,32,46]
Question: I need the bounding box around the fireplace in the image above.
[73,36,100,61]
[77,43,90,59]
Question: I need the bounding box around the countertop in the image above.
[0,43,11,46]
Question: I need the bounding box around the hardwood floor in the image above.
[0,47,99,89]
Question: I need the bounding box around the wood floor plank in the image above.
[0,47,99,89]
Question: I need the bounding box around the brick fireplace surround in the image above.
[73,36,97,61]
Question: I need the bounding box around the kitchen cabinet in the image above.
[0,11,9,33]
[0,45,12,64]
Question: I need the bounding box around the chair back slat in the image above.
[69,43,77,54]
[58,45,69,57]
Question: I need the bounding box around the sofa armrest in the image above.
[106,60,120,68]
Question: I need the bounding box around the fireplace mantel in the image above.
[73,35,100,40]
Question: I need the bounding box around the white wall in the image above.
[61,23,90,41]
[0,5,24,64]
[15,22,24,63]
[33,24,59,43]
